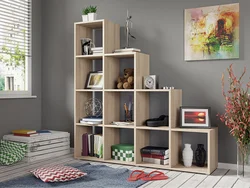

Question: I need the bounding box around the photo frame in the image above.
[180,106,211,128]
[85,71,103,89]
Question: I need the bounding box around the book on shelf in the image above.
[141,146,169,155]
[12,129,36,134]
[112,121,134,126]
[80,121,102,125]
[13,133,39,137]
[142,157,169,165]
[141,153,169,160]
[114,48,141,53]
[80,116,103,125]
[82,133,103,158]
[36,130,51,134]
[81,133,89,156]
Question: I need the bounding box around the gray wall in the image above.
[41,0,248,164]
[0,0,42,139]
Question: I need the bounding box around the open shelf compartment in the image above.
[103,127,135,165]
[170,128,218,174]
[135,129,170,169]
[74,19,120,56]
[103,91,134,125]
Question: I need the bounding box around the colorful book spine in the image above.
[141,153,169,160]
[13,133,39,137]
[142,157,169,165]
[12,130,36,134]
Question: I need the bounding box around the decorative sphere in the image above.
[85,98,102,117]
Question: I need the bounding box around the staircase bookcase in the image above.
[74,19,218,174]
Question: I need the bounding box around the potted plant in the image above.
[82,7,89,22]
[88,5,97,21]
[218,64,250,180]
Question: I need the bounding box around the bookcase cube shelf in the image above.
[170,128,218,174]
[74,19,218,175]
[135,129,169,169]
[103,127,135,165]
[104,57,134,89]
[104,91,134,125]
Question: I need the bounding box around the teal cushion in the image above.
[0,140,27,165]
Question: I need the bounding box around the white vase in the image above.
[82,15,88,22]
[88,13,97,21]
[182,143,193,167]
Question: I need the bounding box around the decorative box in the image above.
[111,144,134,162]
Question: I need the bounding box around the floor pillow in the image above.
[0,140,27,165]
[31,165,87,182]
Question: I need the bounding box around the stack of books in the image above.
[82,133,103,158]
[80,116,102,125]
[140,146,169,165]
[12,130,38,137]
[91,47,103,55]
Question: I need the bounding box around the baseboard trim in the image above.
[218,162,237,170]
[218,162,250,172]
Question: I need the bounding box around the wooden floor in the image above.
[0,153,248,188]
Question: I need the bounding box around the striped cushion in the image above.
[0,140,27,165]
[31,165,87,182]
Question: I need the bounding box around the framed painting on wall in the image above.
[184,3,239,61]
[180,106,211,128]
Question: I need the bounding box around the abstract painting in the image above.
[185,3,239,61]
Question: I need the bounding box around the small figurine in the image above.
[125,10,136,48]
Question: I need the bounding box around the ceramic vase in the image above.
[195,144,206,167]
[82,15,88,22]
[88,13,97,21]
[182,143,193,167]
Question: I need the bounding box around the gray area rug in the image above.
[0,163,146,188]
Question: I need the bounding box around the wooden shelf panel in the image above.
[171,128,217,133]
[136,126,169,131]
[75,89,103,92]
[104,89,134,92]
[75,19,104,28]
[104,125,134,129]
[171,163,208,174]
[104,159,135,165]
[76,54,103,60]
[105,52,136,58]
[136,89,171,92]
[76,156,104,162]
[76,123,103,127]
[136,162,170,170]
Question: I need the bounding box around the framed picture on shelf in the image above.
[85,71,103,89]
[180,106,211,128]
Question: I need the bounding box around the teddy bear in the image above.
[117,68,134,89]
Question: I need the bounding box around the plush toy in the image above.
[117,68,134,89]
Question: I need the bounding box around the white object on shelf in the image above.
[82,15,88,22]
[182,143,193,167]
[88,13,97,21]
[112,121,134,126]
[114,48,141,53]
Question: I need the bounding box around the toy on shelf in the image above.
[117,68,134,89]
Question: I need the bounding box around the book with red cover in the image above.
[13,133,39,137]
[141,153,169,160]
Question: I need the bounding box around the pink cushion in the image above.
[31,165,87,182]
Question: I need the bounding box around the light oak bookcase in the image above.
[74,19,218,174]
